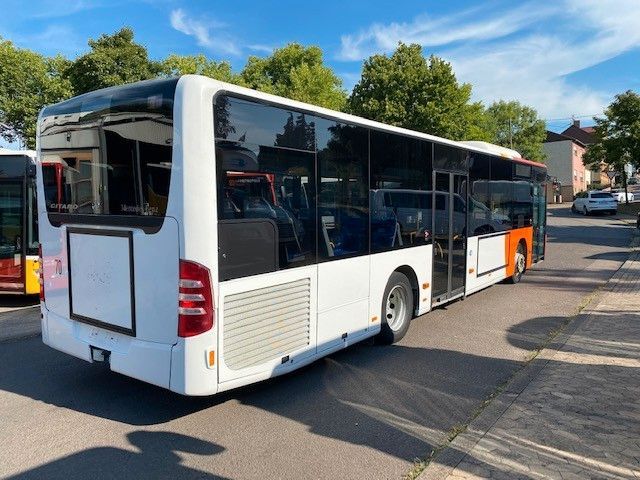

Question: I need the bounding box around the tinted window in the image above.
[533,166,547,184]
[512,181,533,229]
[514,163,531,179]
[215,96,315,151]
[490,158,513,230]
[27,178,38,256]
[40,78,177,225]
[370,131,432,252]
[317,118,369,259]
[0,156,27,178]
[0,182,22,258]
[592,193,613,199]
[468,153,494,235]
[434,143,468,171]
[215,95,317,279]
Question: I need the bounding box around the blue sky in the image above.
[3,0,640,135]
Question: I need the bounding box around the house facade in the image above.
[561,121,607,186]
[543,131,588,200]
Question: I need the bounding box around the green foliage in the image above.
[67,27,159,94]
[240,43,347,110]
[160,54,243,84]
[584,90,640,172]
[0,38,72,148]
[483,100,547,162]
[348,43,480,140]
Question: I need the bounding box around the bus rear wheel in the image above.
[375,272,413,345]
[508,243,526,284]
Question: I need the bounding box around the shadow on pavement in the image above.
[6,431,229,480]
[0,335,521,458]
[0,295,39,309]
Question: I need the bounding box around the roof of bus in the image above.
[0,148,36,158]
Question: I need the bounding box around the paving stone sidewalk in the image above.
[424,250,640,480]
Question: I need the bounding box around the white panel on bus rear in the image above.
[68,231,134,332]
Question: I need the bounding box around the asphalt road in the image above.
[0,206,633,480]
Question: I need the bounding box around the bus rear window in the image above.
[39,78,177,225]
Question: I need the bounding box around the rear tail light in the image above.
[178,260,214,337]
[38,244,44,301]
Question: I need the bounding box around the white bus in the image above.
[37,76,547,395]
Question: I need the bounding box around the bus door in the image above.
[532,178,546,262]
[432,171,467,305]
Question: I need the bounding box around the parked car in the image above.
[610,189,635,203]
[572,191,618,215]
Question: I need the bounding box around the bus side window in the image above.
[214,96,317,279]
[316,119,369,259]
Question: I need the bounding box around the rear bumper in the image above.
[42,308,218,395]
[587,204,617,211]
[42,308,173,389]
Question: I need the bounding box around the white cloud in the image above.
[247,44,274,54]
[337,0,640,120]
[169,8,240,56]
[338,3,559,61]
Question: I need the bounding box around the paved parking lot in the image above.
[0,206,634,480]
[0,297,38,342]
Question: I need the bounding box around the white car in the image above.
[572,191,618,215]
[610,189,635,203]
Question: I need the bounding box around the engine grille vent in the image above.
[223,278,311,370]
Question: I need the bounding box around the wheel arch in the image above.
[394,265,419,317]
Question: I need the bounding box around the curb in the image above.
[418,248,637,480]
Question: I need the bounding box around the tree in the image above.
[348,43,482,140]
[160,54,243,84]
[241,43,347,110]
[0,38,72,148]
[583,90,640,203]
[67,27,159,94]
[483,100,547,162]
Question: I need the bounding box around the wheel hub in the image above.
[386,285,408,332]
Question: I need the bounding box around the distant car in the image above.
[572,191,617,215]
[610,189,635,203]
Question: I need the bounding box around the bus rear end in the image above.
[37,78,214,394]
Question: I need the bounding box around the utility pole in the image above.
[508,117,513,149]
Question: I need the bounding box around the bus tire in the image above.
[508,243,526,284]
[375,272,414,345]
